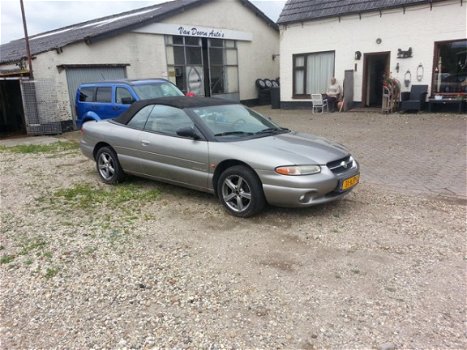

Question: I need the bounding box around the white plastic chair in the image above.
[311,94,328,113]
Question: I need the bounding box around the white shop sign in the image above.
[133,23,253,41]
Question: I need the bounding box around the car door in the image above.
[114,86,138,116]
[93,86,121,120]
[111,105,155,175]
[138,104,210,190]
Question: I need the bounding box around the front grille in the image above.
[327,156,354,174]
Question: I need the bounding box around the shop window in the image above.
[208,39,238,96]
[210,39,224,47]
[185,37,201,46]
[433,39,467,95]
[186,47,202,65]
[293,51,335,98]
[174,46,185,65]
[209,47,224,65]
[165,35,238,96]
[173,36,184,45]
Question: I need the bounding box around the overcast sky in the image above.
[0,0,286,44]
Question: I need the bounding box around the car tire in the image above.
[264,79,273,88]
[256,79,266,89]
[95,146,125,185]
[217,165,265,217]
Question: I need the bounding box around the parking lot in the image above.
[1,109,466,349]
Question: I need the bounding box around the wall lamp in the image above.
[395,62,400,73]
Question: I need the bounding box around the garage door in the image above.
[65,66,127,120]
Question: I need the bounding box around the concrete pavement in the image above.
[259,107,466,200]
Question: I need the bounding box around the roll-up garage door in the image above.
[65,66,126,120]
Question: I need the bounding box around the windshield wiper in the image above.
[214,131,253,137]
[255,127,290,135]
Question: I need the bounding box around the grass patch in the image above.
[19,238,47,256]
[0,255,15,264]
[0,141,78,154]
[44,267,60,279]
[53,183,160,209]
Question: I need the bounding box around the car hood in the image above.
[234,131,350,165]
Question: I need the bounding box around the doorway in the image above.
[362,52,390,107]
[0,80,26,137]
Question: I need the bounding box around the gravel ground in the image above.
[0,114,466,349]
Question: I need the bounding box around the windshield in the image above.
[190,104,288,139]
[132,82,184,99]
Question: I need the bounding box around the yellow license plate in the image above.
[341,174,360,191]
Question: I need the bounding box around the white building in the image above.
[0,0,279,135]
[277,0,467,110]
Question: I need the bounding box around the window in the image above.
[144,105,194,136]
[127,105,153,129]
[433,39,467,94]
[95,87,112,103]
[116,87,133,104]
[293,51,335,98]
[208,39,238,96]
[165,36,239,96]
[166,35,203,94]
[79,87,95,102]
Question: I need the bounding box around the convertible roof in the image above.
[114,96,239,124]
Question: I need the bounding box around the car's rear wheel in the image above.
[95,146,125,184]
[218,165,265,217]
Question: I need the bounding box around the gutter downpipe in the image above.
[20,0,34,80]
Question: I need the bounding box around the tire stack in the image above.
[256,78,280,106]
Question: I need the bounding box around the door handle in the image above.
[141,140,150,146]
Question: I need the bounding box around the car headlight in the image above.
[275,165,321,176]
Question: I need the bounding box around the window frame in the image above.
[432,38,467,96]
[292,50,336,99]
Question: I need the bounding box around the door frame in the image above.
[362,51,391,106]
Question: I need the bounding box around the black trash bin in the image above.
[258,88,271,105]
[271,87,280,109]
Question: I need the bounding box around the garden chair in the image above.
[311,94,328,113]
[400,85,428,112]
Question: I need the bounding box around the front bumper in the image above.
[258,162,360,208]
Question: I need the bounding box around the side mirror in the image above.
[121,97,135,105]
[176,126,201,140]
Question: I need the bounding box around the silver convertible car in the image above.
[80,97,360,217]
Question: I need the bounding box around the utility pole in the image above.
[19,0,34,80]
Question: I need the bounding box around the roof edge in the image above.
[277,0,447,25]
[239,0,279,31]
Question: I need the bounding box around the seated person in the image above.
[326,77,342,112]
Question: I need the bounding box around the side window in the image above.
[79,87,95,102]
[116,87,133,104]
[144,105,194,136]
[95,87,112,103]
[127,105,154,130]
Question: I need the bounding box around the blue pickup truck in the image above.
[75,79,184,128]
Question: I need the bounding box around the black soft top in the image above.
[114,96,238,125]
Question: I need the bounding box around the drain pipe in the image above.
[20,0,34,80]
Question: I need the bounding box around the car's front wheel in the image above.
[217,165,265,217]
[95,146,125,184]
